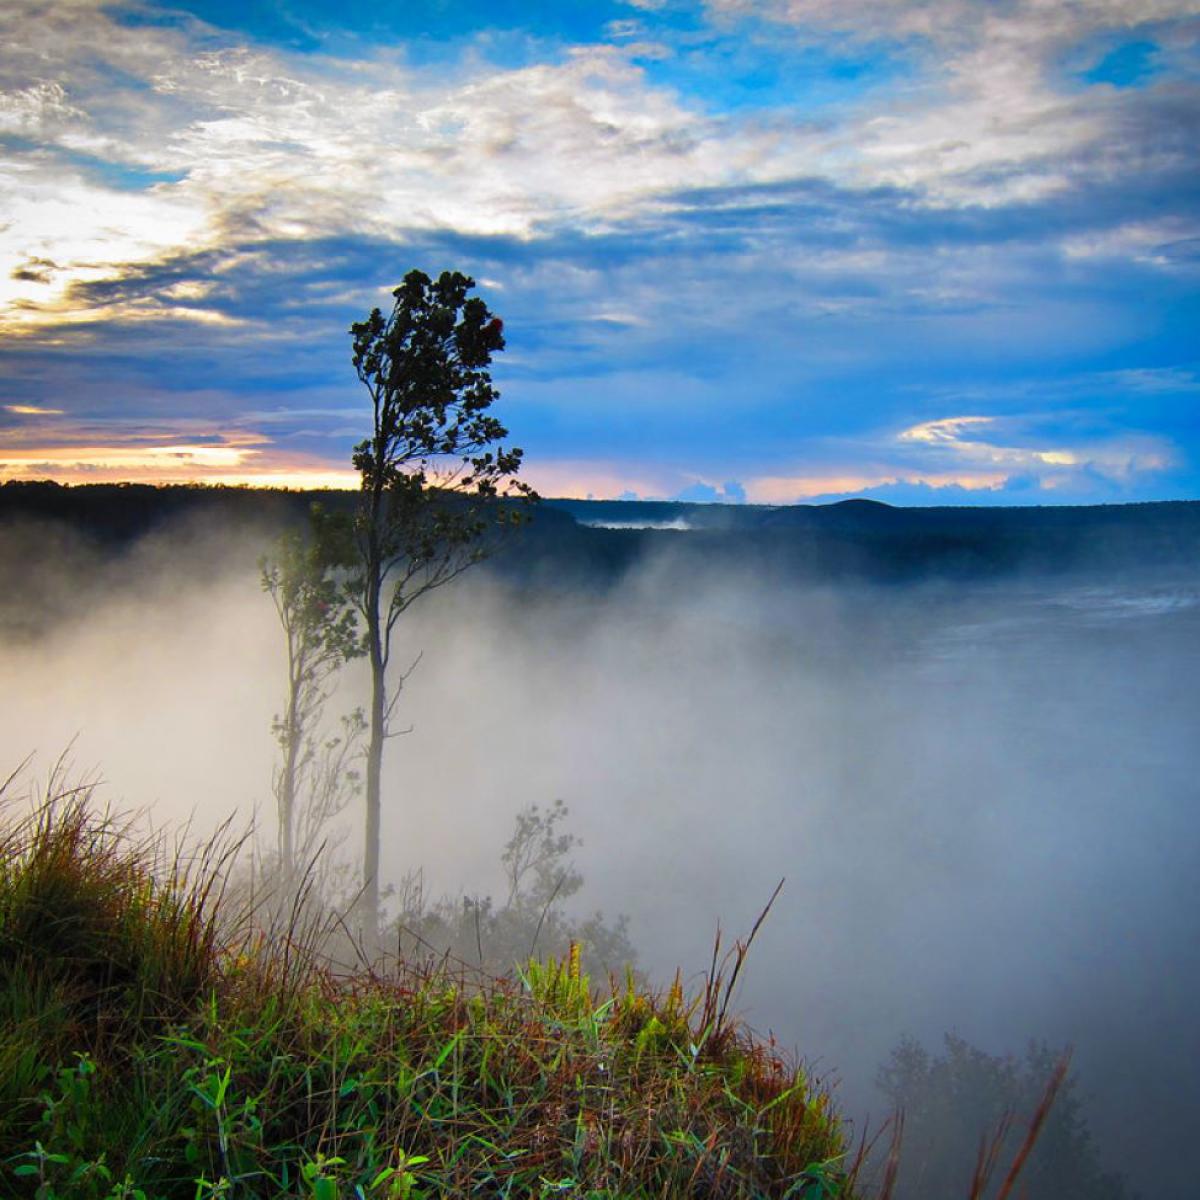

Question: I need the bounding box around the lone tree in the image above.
[348,268,534,945]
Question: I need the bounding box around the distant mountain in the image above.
[537,495,1200,581]
[3,482,1199,587]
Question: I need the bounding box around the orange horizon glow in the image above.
[1,425,1043,502]
[744,470,1011,504]
[1,452,1022,502]
[0,463,362,491]
[0,436,361,491]
[517,460,670,502]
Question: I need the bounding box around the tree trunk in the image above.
[279,708,298,878]
[362,598,385,956]
[361,481,386,958]
[278,632,302,881]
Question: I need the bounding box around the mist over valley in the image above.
[2,485,1197,1196]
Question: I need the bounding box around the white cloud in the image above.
[1063,218,1200,267]
[735,408,1178,505]
[0,164,211,331]
[0,3,803,327]
[0,80,82,135]
[705,0,1200,45]
[899,416,994,445]
[1103,367,1200,394]
[709,0,1200,206]
[744,468,1009,504]
[0,0,1195,344]
[894,413,1175,486]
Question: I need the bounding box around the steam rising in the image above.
[2,515,1197,1196]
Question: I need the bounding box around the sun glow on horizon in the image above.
[0,434,361,490]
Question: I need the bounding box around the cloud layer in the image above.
[0,0,1197,501]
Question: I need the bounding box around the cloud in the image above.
[875,411,1177,501]
[3,3,833,346]
[672,479,747,503]
[1063,217,1200,269]
[0,0,1195,500]
[743,470,1008,505]
[519,458,681,501]
[730,402,1182,506]
[0,80,82,135]
[0,417,360,486]
[894,413,1175,480]
[5,403,63,415]
[798,477,1030,506]
[3,0,1194,338]
[705,0,1200,46]
[899,416,994,446]
[706,0,1200,207]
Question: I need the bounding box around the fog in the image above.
[2,516,1197,1196]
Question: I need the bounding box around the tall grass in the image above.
[0,773,231,1138]
[0,776,1067,1199]
[0,780,853,1199]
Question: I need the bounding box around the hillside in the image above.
[0,783,858,1199]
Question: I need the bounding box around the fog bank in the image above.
[1,517,1197,1195]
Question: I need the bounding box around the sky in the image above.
[0,0,1197,505]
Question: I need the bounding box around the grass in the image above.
[0,775,1074,1200]
[0,780,857,1200]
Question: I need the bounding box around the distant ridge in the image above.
[2,481,1199,584]
[537,494,1200,580]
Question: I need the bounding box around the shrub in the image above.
[0,778,855,1199]
[877,1033,1135,1200]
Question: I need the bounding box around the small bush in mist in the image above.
[877,1033,1136,1200]
[0,778,856,1199]
[393,800,637,977]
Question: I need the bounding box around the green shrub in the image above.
[0,780,856,1199]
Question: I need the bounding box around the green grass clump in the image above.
[0,784,856,1200]
[0,780,228,1153]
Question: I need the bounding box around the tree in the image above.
[348,268,534,947]
[877,1033,1135,1200]
[394,800,637,976]
[260,516,362,885]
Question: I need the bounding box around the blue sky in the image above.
[0,0,1197,504]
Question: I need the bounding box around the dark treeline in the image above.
[3,480,1199,588]
[541,495,1200,582]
